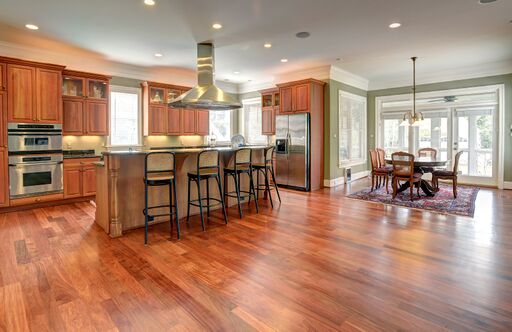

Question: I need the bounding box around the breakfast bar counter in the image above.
[94,146,268,237]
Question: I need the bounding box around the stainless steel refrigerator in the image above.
[275,113,310,191]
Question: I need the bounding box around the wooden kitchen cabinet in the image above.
[195,109,209,136]
[148,105,167,135]
[7,64,36,122]
[86,101,108,135]
[167,108,181,135]
[259,88,279,135]
[0,92,6,147]
[64,158,100,198]
[62,70,110,136]
[277,79,322,114]
[0,148,8,207]
[181,109,196,135]
[36,68,62,123]
[0,63,6,91]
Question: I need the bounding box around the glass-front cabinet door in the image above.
[62,76,85,98]
[167,89,181,103]
[149,87,165,105]
[88,80,108,100]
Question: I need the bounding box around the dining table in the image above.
[385,156,449,196]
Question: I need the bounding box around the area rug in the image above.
[347,183,479,217]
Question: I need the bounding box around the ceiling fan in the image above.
[428,95,458,103]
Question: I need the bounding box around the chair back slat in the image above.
[264,146,274,164]
[369,150,379,171]
[418,147,437,159]
[375,148,386,168]
[391,152,415,179]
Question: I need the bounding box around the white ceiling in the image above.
[0,0,511,90]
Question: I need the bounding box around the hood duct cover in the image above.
[168,43,242,110]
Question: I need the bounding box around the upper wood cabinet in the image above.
[7,64,36,122]
[62,70,111,136]
[0,63,6,92]
[36,68,62,123]
[259,88,279,135]
[142,82,192,136]
[181,109,196,135]
[195,110,209,136]
[277,79,322,114]
[4,57,65,124]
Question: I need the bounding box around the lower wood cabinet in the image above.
[0,148,8,207]
[64,158,100,198]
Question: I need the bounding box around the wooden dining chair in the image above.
[391,152,422,201]
[432,151,464,198]
[370,149,390,193]
[375,148,392,189]
[418,147,438,159]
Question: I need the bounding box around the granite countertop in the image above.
[63,150,103,159]
[102,145,271,156]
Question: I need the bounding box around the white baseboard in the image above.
[324,170,370,188]
[503,182,512,190]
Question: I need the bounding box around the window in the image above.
[109,86,141,146]
[209,110,232,143]
[241,98,267,144]
[338,91,367,167]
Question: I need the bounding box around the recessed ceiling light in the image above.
[233,71,240,74]
[478,0,498,3]
[296,31,310,38]
[144,0,155,5]
[280,58,288,63]
[154,53,163,57]
[25,24,39,30]
[212,23,222,29]
[264,43,272,48]
[389,22,401,29]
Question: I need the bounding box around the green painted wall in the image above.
[367,73,512,181]
[324,79,368,181]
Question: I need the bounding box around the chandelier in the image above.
[400,56,424,127]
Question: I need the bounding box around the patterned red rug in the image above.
[347,183,479,217]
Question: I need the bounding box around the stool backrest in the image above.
[197,150,219,171]
[418,147,437,159]
[235,148,251,164]
[264,146,274,165]
[145,152,175,178]
[391,151,415,179]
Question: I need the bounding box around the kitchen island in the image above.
[94,146,269,237]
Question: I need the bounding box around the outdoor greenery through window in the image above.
[209,110,232,143]
[110,86,141,146]
[242,98,267,144]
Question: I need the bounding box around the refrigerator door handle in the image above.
[286,132,291,158]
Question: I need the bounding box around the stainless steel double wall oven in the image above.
[7,123,63,198]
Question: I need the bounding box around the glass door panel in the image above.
[88,80,107,100]
[62,77,84,97]
[149,87,165,104]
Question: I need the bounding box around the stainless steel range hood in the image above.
[168,43,241,110]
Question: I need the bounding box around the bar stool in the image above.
[253,146,281,207]
[186,150,228,230]
[223,148,259,218]
[143,152,179,245]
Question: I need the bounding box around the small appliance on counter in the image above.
[7,123,64,199]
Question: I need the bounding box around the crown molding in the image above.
[237,80,275,94]
[274,65,330,85]
[330,65,369,91]
[368,59,512,90]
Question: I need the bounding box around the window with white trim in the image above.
[109,86,141,147]
[209,110,232,143]
[338,91,367,167]
[241,98,267,144]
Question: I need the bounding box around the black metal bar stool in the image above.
[143,152,179,244]
[253,146,281,207]
[186,150,228,230]
[223,148,259,218]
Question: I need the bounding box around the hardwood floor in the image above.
[1,179,511,331]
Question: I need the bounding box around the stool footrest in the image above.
[224,190,254,199]
[188,197,223,209]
